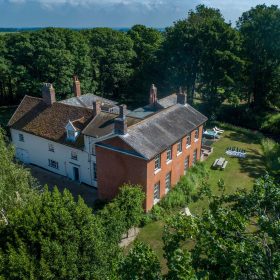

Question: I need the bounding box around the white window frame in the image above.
[194,129,199,142]
[186,134,191,148]
[154,154,161,171]
[165,172,171,194]
[48,159,59,169]
[154,182,160,205]
[18,133,24,142]
[177,140,182,155]
[184,156,189,173]
[48,143,54,152]
[166,146,172,163]
[193,149,197,164]
[71,151,78,160]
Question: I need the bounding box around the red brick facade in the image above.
[96,125,204,211]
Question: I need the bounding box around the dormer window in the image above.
[65,120,79,142]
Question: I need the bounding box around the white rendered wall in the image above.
[10,128,96,187]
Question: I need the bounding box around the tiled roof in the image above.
[119,103,208,160]
[8,96,93,148]
[83,111,141,138]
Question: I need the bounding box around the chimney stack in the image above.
[93,99,102,117]
[73,76,81,97]
[114,104,127,135]
[42,83,56,105]
[177,86,187,105]
[149,84,158,106]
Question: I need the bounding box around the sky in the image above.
[0,0,279,28]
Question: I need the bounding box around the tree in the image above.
[0,187,121,279]
[98,184,145,244]
[119,241,161,280]
[2,28,93,104]
[163,175,280,279]
[127,25,163,106]
[83,28,136,102]
[238,5,280,109]
[163,5,243,109]
[0,128,38,217]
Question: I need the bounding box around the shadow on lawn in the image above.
[224,131,262,145]
[238,148,266,178]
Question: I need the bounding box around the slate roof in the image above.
[8,95,93,148]
[60,93,117,109]
[83,111,141,138]
[128,93,177,119]
[119,103,208,160]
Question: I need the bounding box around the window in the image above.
[67,129,77,142]
[93,162,97,180]
[48,159,58,169]
[155,154,161,171]
[177,140,182,155]
[165,172,171,194]
[154,182,160,204]
[193,149,197,164]
[186,134,191,147]
[48,143,54,152]
[71,151,78,160]
[19,133,24,142]
[194,129,199,140]
[184,156,189,174]
[166,147,172,162]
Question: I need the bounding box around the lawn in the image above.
[135,124,266,272]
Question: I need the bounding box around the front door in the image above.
[73,167,80,181]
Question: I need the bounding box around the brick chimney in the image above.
[177,86,187,105]
[93,99,101,117]
[149,84,158,106]
[73,76,81,97]
[114,105,127,135]
[42,83,56,105]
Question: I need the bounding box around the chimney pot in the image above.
[42,83,56,105]
[93,99,101,117]
[177,87,187,105]
[114,104,127,135]
[149,84,158,106]
[73,75,81,97]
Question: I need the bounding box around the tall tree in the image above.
[127,25,163,106]
[0,188,121,279]
[83,28,135,102]
[238,5,280,109]
[164,5,243,109]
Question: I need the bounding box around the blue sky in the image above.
[0,0,279,27]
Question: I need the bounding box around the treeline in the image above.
[0,4,280,124]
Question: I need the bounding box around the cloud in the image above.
[0,0,279,27]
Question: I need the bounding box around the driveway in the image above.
[27,164,98,208]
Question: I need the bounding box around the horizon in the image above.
[0,1,279,28]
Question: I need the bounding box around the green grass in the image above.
[135,124,266,272]
[0,106,16,128]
